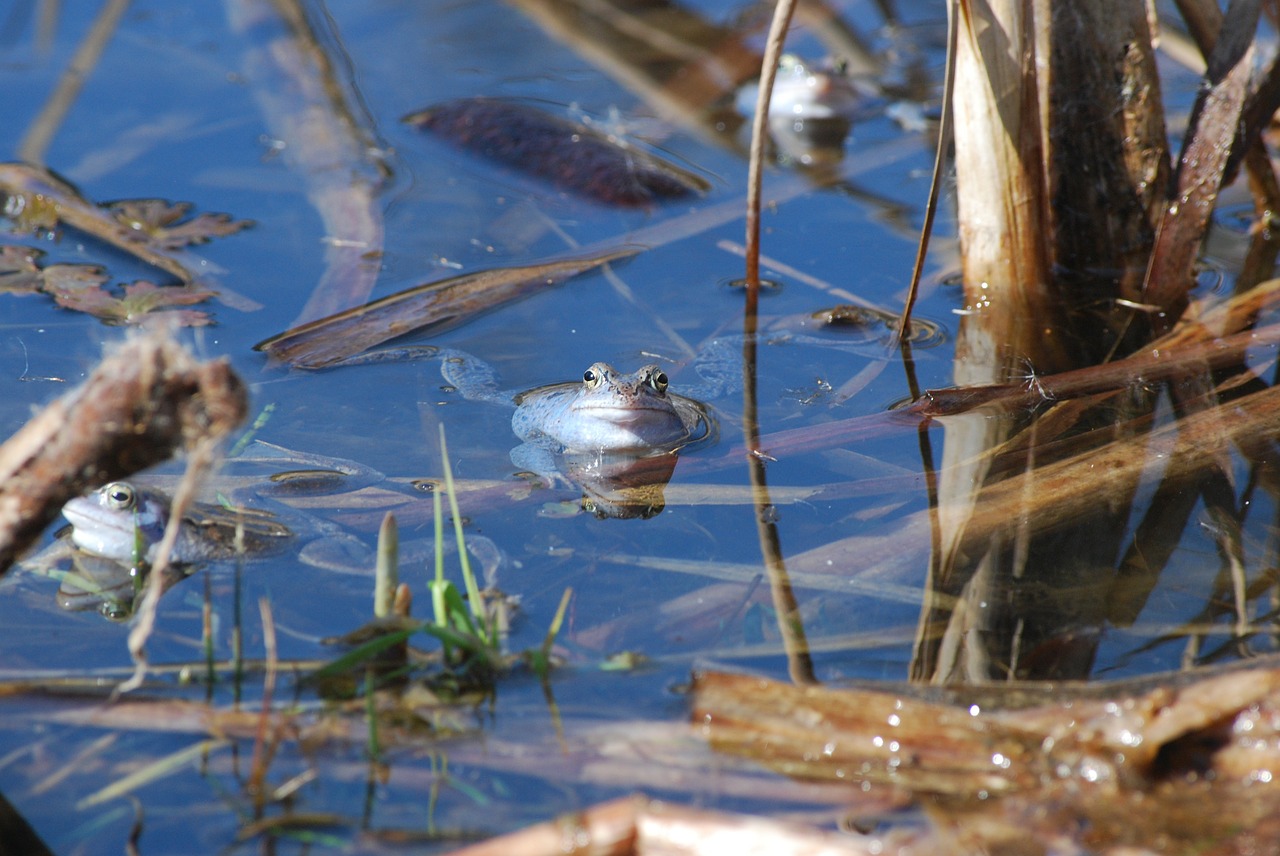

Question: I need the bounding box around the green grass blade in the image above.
[437,425,488,643]
[433,485,445,588]
[308,626,420,683]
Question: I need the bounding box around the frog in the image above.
[436,347,732,502]
[20,480,297,620]
[733,54,867,165]
[62,480,292,566]
[734,54,863,124]
[438,348,724,456]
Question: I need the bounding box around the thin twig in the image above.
[743,0,799,292]
[17,0,130,165]
[894,0,957,346]
[743,0,814,686]
[120,433,224,695]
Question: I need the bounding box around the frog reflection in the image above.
[556,449,680,520]
[54,549,183,622]
[439,349,722,517]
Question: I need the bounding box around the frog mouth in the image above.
[573,404,674,422]
[63,498,132,534]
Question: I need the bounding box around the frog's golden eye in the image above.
[103,483,136,511]
[583,368,599,385]
[649,371,669,393]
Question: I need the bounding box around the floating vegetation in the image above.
[0,164,254,325]
[0,163,251,283]
[403,97,710,206]
[103,199,253,251]
[806,303,946,347]
[0,244,43,294]
[46,274,215,327]
[0,243,216,325]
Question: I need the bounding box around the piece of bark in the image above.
[0,331,248,573]
[692,663,1280,849]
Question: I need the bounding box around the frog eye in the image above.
[583,368,599,386]
[648,371,669,393]
[102,483,136,510]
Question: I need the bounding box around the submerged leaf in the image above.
[43,270,214,327]
[404,98,710,206]
[255,247,641,368]
[40,263,111,296]
[107,198,255,250]
[0,245,45,294]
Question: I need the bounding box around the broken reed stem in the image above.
[950,377,1280,558]
[914,276,1280,416]
[691,663,1280,796]
[248,597,279,808]
[444,795,645,856]
[1141,0,1259,331]
[913,320,1280,416]
[442,795,891,856]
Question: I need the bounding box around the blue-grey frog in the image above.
[61,481,291,566]
[438,348,734,465]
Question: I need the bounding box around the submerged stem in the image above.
[743,0,798,294]
[742,0,813,685]
[895,0,958,347]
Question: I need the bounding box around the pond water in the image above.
[0,0,1267,852]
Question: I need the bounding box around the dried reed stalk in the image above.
[918,0,1169,682]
